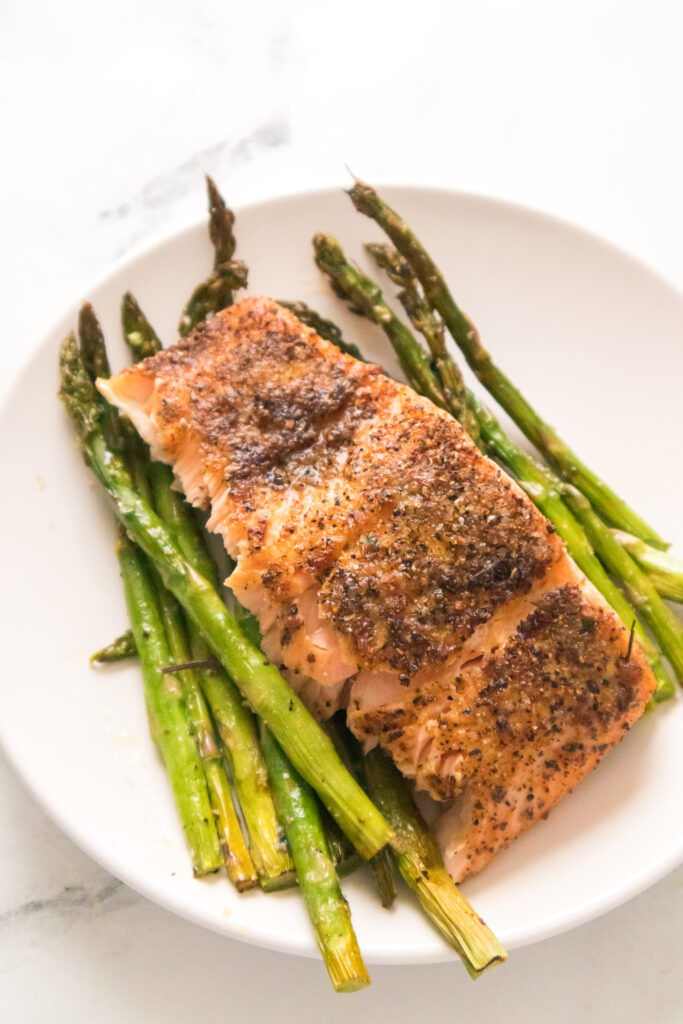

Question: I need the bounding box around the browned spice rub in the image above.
[350,581,645,877]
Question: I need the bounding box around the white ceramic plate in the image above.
[1,186,682,965]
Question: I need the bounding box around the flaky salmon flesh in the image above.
[99,296,655,881]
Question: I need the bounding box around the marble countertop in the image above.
[1,2,682,1020]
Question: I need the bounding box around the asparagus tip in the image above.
[205,175,236,268]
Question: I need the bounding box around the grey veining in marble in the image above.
[0,877,137,973]
[100,118,292,259]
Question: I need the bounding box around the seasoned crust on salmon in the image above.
[351,574,646,877]
[98,296,656,880]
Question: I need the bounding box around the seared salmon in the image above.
[99,297,655,880]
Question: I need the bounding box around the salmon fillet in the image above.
[99,296,655,880]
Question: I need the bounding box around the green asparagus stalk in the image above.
[365,243,480,443]
[147,468,257,890]
[233,602,263,648]
[312,237,676,700]
[158,587,258,889]
[313,235,447,411]
[119,295,165,501]
[90,628,136,664]
[79,303,112,381]
[178,177,248,335]
[116,527,223,875]
[81,300,152,508]
[206,174,237,267]
[612,532,683,604]
[324,718,396,909]
[178,261,248,336]
[561,486,683,682]
[146,463,294,888]
[121,292,163,361]
[78,303,122,451]
[59,337,393,860]
[367,839,397,909]
[320,819,348,868]
[278,300,364,360]
[230,603,360,884]
[363,747,507,978]
[194,658,294,890]
[260,725,370,993]
[320,808,361,876]
[83,305,138,671]
[142,462,217,583]
[348,181,668,551]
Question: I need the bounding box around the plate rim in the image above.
[2,180,681,965]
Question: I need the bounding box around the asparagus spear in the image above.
[612,532,683,604]
[116,528,223,874]
[146,464,294,889]
[363,747,507,978]
[231,601,360,886]
[154,474,295,888]
[278,300,364,360]
[260,726,370,992]
[313,235,447,411]
[121,292,163,361]
[323,719,505,975]
[178,176,248,335]
[157,585,258,890]
[79,303,122,451]
[365,243,480,443]
[561,486,683,683]
[167,590,295,890]
[312,236,676,699]
[79,303,112,381]
[59,337,392,860]
[90,628,136,664]
[206,174,237,267]
[147,466,257,890]
[324,718,396,910]
[367,839,397,910]
[348,181,669,551]
[82,300,154,504]
[178,261,248,336]
[194,659,294,890]
[320,808,361,877]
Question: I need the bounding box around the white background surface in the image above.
[1,2,682,1021]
